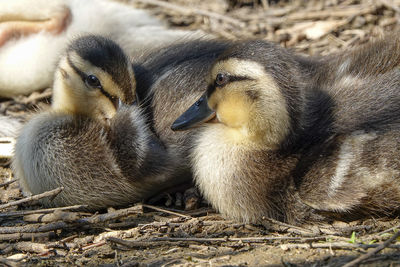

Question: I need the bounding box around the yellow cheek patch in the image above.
[93,94,117,120]
[52,62,84,115]
[212,91,252,129]
[52,57,118,122]
[207,58,292,148]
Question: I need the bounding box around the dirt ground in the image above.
[1,0,400,266]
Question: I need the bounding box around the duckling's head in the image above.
[172,40,305,149]
[52,35,136,124]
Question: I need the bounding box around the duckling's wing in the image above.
[13,112,144,209]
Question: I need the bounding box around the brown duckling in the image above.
[12,35,184,209]
[172,35,400,224]
[132,39,231,170]
[13,36,234,209]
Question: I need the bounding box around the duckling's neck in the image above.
[221,126,260,148]
[211,123,281,151]
[193,124,299,222]
[51,74,78,114]
[51,69,99,120]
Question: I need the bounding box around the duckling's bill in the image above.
[171,93,216,131]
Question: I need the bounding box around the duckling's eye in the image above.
[85,75,102,89]
[215,73,229,87]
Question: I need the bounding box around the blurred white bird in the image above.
[0,0,198,98]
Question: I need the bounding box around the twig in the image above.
[46,234,79,250]
[342,230,400,267]
[77,204,142,224]
[262,216,315,235]
[184,207,215,217]
[281,241,400,250]
[0,205,88,218]
[142,204,192,219]
[0,205,141,240]
[24,210,83,223]
[120,259,141,267]
[373,223,400,236]
[107,220,138,229]
[107,237,180,248]
[0,187,63,210]
[0,178,17,188]
[58,234,79,244]
[128,0,245,27]
[11,242,49,254]
[0,221,68,234]
[81,241,107,251]
[0,258,19,267]
[0,231,55,242]
[107,235,329,249]
[136,219,248,231]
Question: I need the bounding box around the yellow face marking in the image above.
[69,51,134,102]
[52,52,135,124]
[209,88,252,129]
[207,58,290,149]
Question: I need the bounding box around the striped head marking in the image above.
[172,40,303,149]
[52,35,136,124]
[206,57,290,148]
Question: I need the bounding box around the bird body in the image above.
[13,36,184,209]
[133,39,231,163]
[173,35,400,224]
[12,37,230,209]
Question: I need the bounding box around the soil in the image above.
[1,0,400,266]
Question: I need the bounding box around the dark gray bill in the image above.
[171,93,215,131]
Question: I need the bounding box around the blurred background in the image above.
[129,0,400,54]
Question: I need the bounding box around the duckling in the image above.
[0,0,199,98]
[172,35,400,224]
[132,39,231,167]
[12,35,185,209]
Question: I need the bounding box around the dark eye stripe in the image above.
[67,55,118,103]
[214,75,252,87]
[208,75,254,97]
[228,76,253,82]
[99,87,117,103]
